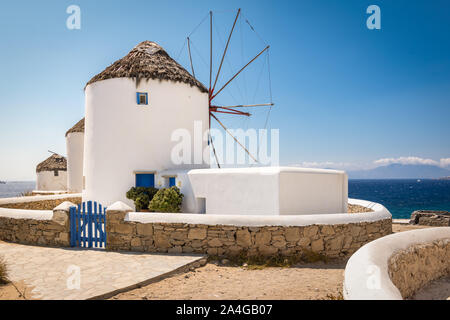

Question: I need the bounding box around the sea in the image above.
[348,179,450,219]
[0,181,35,198]
[0,180,449,219]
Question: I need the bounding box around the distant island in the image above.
[348,164,450,179]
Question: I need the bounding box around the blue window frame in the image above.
[169,177,176,187]
[136,92,148,105]
[135,173,155,187]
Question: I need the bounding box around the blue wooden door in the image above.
[169,177,176,187]
[70,201,106,248]
[136,173,155,187]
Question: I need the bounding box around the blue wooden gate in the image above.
[70,201,106,248]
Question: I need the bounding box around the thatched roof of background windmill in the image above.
[65,118,85,137]
[36,154,67,173]
[86,41,208,93]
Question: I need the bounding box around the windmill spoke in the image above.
[210,113,258,163]
[210,8,241,98]
[216,103,274,108]
[211,45,270,101]
[209,133,221,168]
[187,37,195,78]
[210,107,251,116]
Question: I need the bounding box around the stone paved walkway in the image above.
[0,241,204,300]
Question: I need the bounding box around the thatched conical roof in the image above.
[36,154,67,173]
[65,118,85,137]
[86,41,208,93]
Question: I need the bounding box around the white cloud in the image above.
[290,156,450,171]
[290,161,367,171]
[440,158,450,168]
[373,156,439,166]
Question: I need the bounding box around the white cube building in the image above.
[188,167,348,215]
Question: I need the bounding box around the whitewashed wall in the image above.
[188,167,348,215]
[66,132,84,193]
[83,78,209,207]
[36,170,67,191]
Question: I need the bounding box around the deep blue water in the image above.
[349,179,450,219]
[0,181,35,198]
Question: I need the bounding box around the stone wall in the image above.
[388,239,450,299]
[106,206,392,259]
[0,202,73,247]
[409,210,450,227]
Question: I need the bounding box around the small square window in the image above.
[54,170,59,177]
[136,92,148,105]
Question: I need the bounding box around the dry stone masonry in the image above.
[409,210,450,227]
[0,202,72,247]
[106,206,392,259]
[388,239,450,298]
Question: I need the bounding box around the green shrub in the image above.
[134,194,150,211]
[0,257,9,285]
[126,186,158,211]
[148,186,184,213]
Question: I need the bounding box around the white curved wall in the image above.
[36,170,67,191]
[83,78,209,207]
[126,198,391,225]
[66,132,84,193]
[343,227,450,300]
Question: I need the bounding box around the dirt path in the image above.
[110,261,345,300]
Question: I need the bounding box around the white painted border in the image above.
[126,198,391,227]
[0,194,81,221]
[0,208,53,220]
[0,193,81,205]
[343,227,450,300]
[32,190,69,195]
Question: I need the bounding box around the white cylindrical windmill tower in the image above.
[65,118,85,193]
[36,153,68,191]
[83,41,210,207]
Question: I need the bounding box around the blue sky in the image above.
[0,0,449,180]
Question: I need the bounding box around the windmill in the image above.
[179,8,274,168]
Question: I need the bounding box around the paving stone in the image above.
[0,241,204,300]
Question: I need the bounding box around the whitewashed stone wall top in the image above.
[126,198,391,227]
[344,227,450,300]
[0,193,82,205]
[0,208,53,220]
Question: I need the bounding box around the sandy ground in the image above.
[110,261,346,300]
[411,276,450,300]
[392,223,434,233]
[0,281,33,300]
